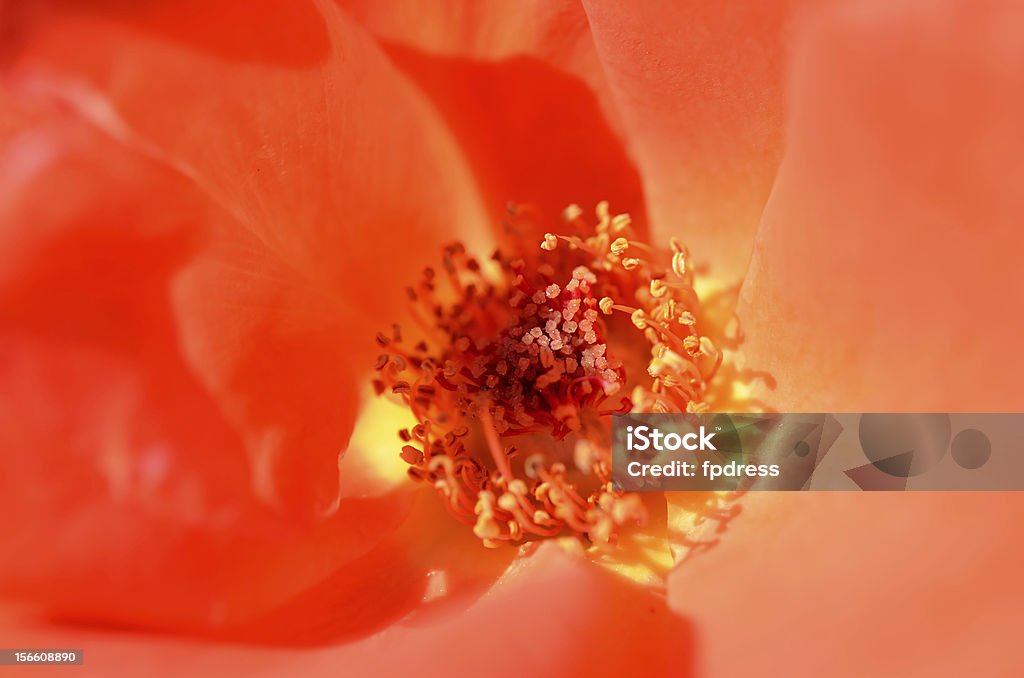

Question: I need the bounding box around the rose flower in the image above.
[1,1,1023,675]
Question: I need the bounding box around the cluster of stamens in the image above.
[374,202,724,548]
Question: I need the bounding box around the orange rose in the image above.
[1,1,1022,675]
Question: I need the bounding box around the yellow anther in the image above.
[475,489,496,510]
[541,233,558,251]
[650,349,688,374]
[572,265,597,283]
[678,311,697,325]
[699,336,718,357]
[473,515,502,540]
[533,510,557,526]
[589,515,614,545]
[610,493,644,525]
[622,257,641,271]
[631,309,648,330]
[497,493,519,512]
[598,297,615,315]
[545,283,561,298]
[508,479,529,496]
[595,202,612,233]
[611,213,632,232]
[665,298,677,318]
[563,204,583,221]
[610,237,630,256]
[574,439,599,473]
[687,401,710,414]
[672,251,686,276]
[650,279,668,298]
[524,453,546,479]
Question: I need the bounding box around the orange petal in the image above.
[6,0,499,516]
[5,0,489,323]
[340,0,646,232]
[223,489,517,646]
[0,99,416,633]
[669,493,1024,674]
[669,4,1024,673]
[340,0,598,64]
[583,0,816,280]
[171,227,363,517]
[737,0,1024,411]
[338,0,619,121]
[2,543,694,676]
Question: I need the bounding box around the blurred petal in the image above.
[2,543,694,676]
[226,489,517,646]
[5,0,490,322]
[670,4,1024,674]
[339,0,647,232]
[738,0,1024,411]
[338,0,621,125]
[0,98,417,633]
[583,0,816,281]
[340,0,599,65]
[5,0,494,516]
[669,493,1024,675]
[172,225,360,517]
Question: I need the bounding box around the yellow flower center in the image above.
[374,202,730,549]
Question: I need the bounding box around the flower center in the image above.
[374,202,724,548]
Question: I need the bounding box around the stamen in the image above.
[479,406,513,482]
[374,202,735,550]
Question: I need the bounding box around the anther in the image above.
[610,214,632,232]
[400,445,423,464]
[672,251,686,276]
[699,336,718,358]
